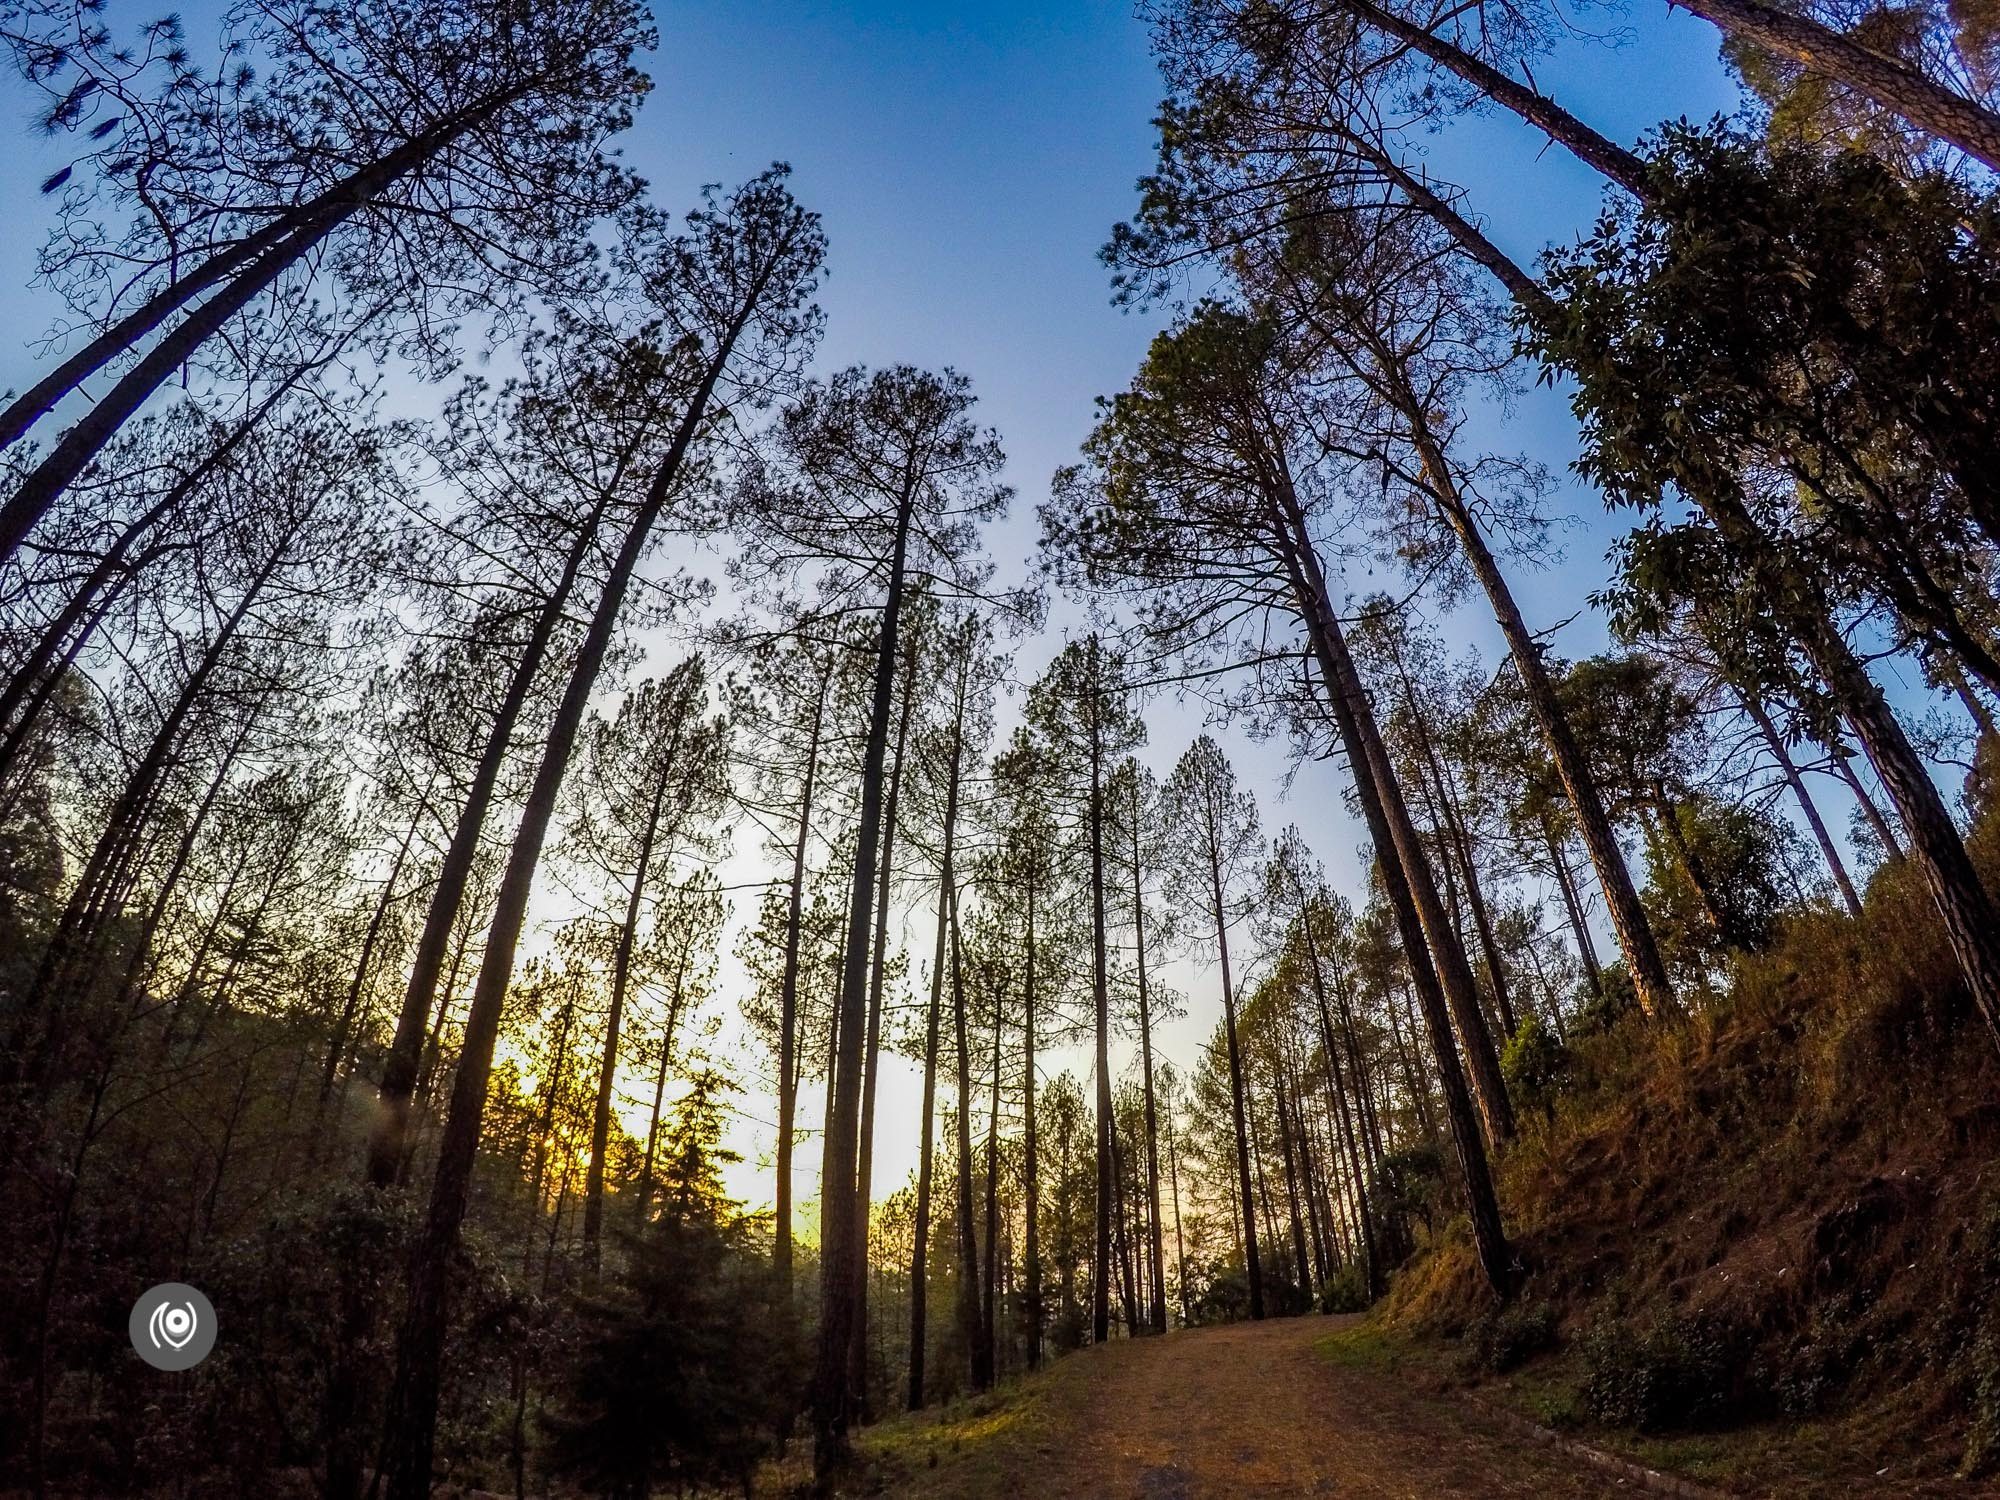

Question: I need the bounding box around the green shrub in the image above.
[1468,1299,1559,1373]
[1318,1263,1370,1315]
[1574,963,1637,1036]
[1501,1016,1571,1112]
[1372,1144,1448,1236]
[1186,1258,1253,1326]
[1577,1312,1745,1431]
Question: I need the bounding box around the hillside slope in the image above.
[1376,812,2000,1496]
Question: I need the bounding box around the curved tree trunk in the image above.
[1323,0,1649,193]
[365,488,614,1190]
[1394,404,1675,1020]
[1270,510,1515,1294]
[1674,0,2000,169]
[0,86,527,523]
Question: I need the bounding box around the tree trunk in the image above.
[580,720,683,1279]
[1397,677,1519,1041]
[1939,655,2000,741]
[1088,658,1116,1347]
[1274,1068,1313,1306]
[1323,0,1650,192]
[950,887,986,1390]
[1279,506,1514,1145]
[1649,783,1737,944]
[1701,486,2000,1051]
[1829,731,1906,860]
[1021,879,1044,1366]
[776,656,833,1291]
[1545,819,1605,1001]
[812,448,921,1466]
[1741,693,1862,916]
[382,276,766,1500]
[1298,895,1381,1299]
[632,950,690,1229]
[0,367,303,785]
[1163,1079,1190,1326]
[318,809,426,1125]
[1111,1122,1140,1335]
[365,488,615,1189]
[1270,508,1514,1293]
[907,874,948,1412]
[1129,824,1168,1336]
[980,983,1003,1379]
[1674,0,2000,170]
[1328,122,1562,321]
[0,88,528,542]
[3,222,337,560]
[1397,408,1674,1020]
[15,512,300,1081]
[909,652,969,1410]
[1210,855,1267,1320]
[851,632,920,1404]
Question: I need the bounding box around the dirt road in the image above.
[868,1315,1619,1498]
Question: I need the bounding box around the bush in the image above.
[1468,1299,1559,1373]
[545,1212,792,1499]
[1578,1312,1747,1431]
[1318,1263,1370,1315]
[1186,1259,1252,1326]
[1574,963,1637,1036]
[1500,1016,1570,1113]
[1372,1144,1448,1236]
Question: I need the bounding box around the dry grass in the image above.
[1373,825,2000,1495]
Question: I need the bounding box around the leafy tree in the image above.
[561,658,731,1277]
[1045,302,1515,1290]
[1529,126,2000,1054]
[546,1072,788,1500]
[382,170,824,1500]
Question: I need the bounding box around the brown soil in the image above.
[864,1315,1613,1498]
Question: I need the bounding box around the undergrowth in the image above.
[1374,797,2000,1486]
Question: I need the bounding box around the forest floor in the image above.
[771,1314,1621,1498]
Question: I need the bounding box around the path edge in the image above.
[1463,1393,1732,1499]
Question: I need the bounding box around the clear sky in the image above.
[3,2,1933,1222]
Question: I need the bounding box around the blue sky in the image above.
[2,2,1927,1214]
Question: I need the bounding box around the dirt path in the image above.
[870,1315,1617,1499]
